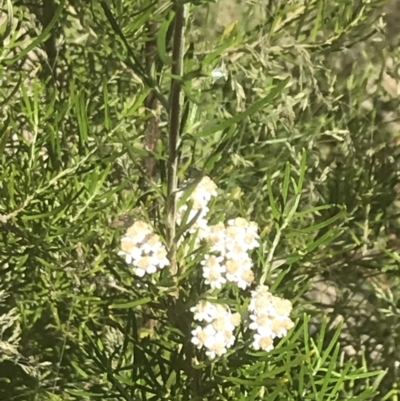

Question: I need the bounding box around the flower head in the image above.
[190,300,218,323]
[248,285,294,351]
[201,219,259,290]
[201,255,226,289]
[176,176,218,243]
[191,301,239,359]
[118,221,169,277]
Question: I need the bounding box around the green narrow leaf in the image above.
[0,115,11,157]
[259,132,308,144]
[300,209,345,234]
[103,78,111,130]
[1,0,14,39]
[269,269,290,292]
[303,313,311,355]
[20,83,33,121]
[70,361,89,379]
[20,203,70,221]
[110,297,152,309]
[298,362,306,396]
[218,376,280,387]
[66,389,102,398]
[295,2,309,39]
[75,91,89,150]
[318,342,340,400]
[0,74,21,108]
[114,374,136,386]
[202,37,236,67]
[295,204,335,217]
[351,389,380,401]
[176,206,202,241]
[305,229,339,253]
[4,0,66,65]
[203,123,237,171]
[100,1,148,80]
[297,148,307,194]
[177,174,204,208]
[282,162,291,204]
[267,175,280,220]
[311,0,325,42]
[156,11,174,66]
[195,79,288,138]
[327,361,353,401]
[116,130,150,163]
[320,320,343,367]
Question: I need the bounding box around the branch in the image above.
[166,3,187,276]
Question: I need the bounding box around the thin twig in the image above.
[166,3,187,276]
[143,21,161,184]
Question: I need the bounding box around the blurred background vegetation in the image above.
[1,0,400,400]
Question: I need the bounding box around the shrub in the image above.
[1,0,399,400]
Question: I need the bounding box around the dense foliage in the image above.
[1,0,400,400]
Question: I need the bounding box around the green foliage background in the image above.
[1,0,400,400]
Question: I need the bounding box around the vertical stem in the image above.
[42,0,58,82]
[143,21,160,184]
[166,5,200,397]
[167,3,187,276]
[142,20,160,332]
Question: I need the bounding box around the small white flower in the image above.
[211,314,235,333]
[202,255,224,268]
[126,221,152,243]
[203,269,226,289]
[176,177,217,238]
[225,225,245,243]
[243,231,259,250]
[195,176,218,201]
[270,317,295,338]
[119,237,142,264]
[225,257,254,289]
[225,242,249,260]
[252,334,274,352]
[236,268,255,290]
[191,191,210,208]
[249,313,274,337]
[191,302,238,359]
[225,258,241,278]
[191,325,216,349]
[201,255,226,289]
[141,233,162,254]
[151,246,169,269]
[204,331,228,359]
[118,250,140,265]
[135,268,146,278]
[191,301,218,323]
[198,225,211,240]
[248,286,275,314]
[223,330,235,348]
[135,255,158,276]
[225,218,259,252]
[248,286,294,353]
[248,221,259,232]
[208,230,227,255]
[119,220,168,276]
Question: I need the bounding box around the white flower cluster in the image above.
[116,178,295,360]
[177,176,218,239]
[191,300,241,359]
[203,218,259,290]
[249,285,294,351]
[177,176,260,290]
[118,221,169,277]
